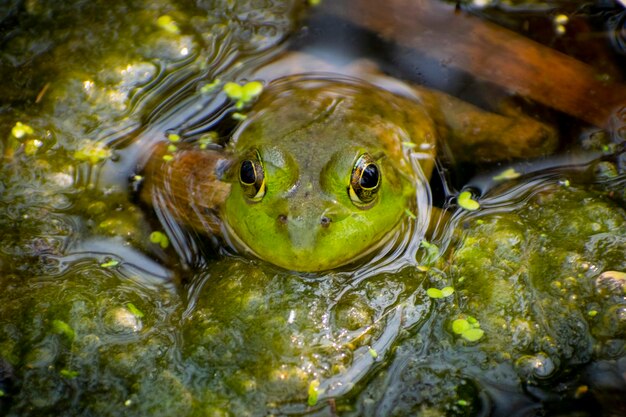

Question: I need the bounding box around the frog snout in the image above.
[276,208,338,252]
[276,213,333,228]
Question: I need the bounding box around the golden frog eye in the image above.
[348,153,381,208]
[239,151,266,201]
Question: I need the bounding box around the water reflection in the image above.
[1,0,626,416]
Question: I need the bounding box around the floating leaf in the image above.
[11,122,34,139]
[493,167,521,181]
[156,15,180,34]
[127,303,144,318]
[224,81,263,109]
[100,260,119,268]
[149,231,169,249]
[307,379,320,407]
[461,328,485,342]
[241,81,263,101]
[52,320,75,341]
[24,139,43,155]
[426,288,443,299]
[167,133,180,143]
[198,132,218,149]
[441,286,455,297]
[554,14,569,25]
[458,191,480,211]
[74,141,111,164]
[420,240,440,264]
[452,319,470,334]
[223,82,243,100]
[60,369,79,378]
[200,79,221,94]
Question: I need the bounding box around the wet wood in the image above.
[415,86,558,162]
[140,143,231,235]
[325,0,626,128]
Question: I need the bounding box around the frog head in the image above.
[222,77,435,271]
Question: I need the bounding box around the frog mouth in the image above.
[219,217,408,273]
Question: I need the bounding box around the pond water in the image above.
[1,0,626,416]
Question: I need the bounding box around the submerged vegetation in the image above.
[1,0,626,416]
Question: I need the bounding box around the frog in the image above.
[139,53,558,272]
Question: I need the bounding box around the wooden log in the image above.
[140,143,231,235]
[325,0,626,129]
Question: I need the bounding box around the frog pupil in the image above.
[360,164,379,189]
[240,160,256,184]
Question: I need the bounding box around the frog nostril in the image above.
[278,214,288,224]
[320,216,332,228]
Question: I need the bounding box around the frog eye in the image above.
[348,153,381,208]
[239,152,266,202]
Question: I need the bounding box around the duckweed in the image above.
[427,286,454,299]
[493,167,521,181]
[149,231,170,248]
[426,288,442,298]
[60,369,79,379]
[100,259,120,268]
[2,0,626,415]
[11,122,34,139]
[224,81,264,109]
[200,79,221,94]
[420,240,440,264]
[307,379,320,406]
[198,132,218,149]
[127,303,144,318]
[451,316,484,341]
[441,286,454,297]
[156,15,181,35]
[452,318,471,334]
[73,141,112,164]
[52,320,75,341]
[461,328,485,342]
[23,139,43,156]
[457,190,480,211]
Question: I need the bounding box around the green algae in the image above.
[0,0,625,416]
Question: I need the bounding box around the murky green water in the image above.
[1,1,626,416]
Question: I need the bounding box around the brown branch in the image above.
[325,0,626,128]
